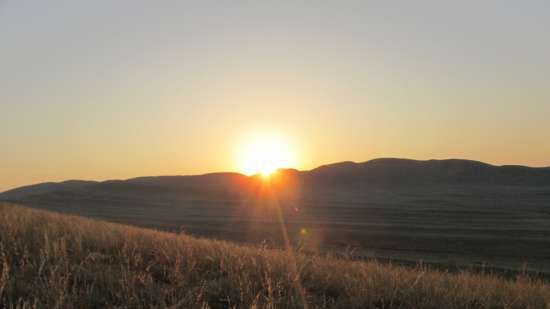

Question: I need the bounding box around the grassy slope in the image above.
[0,203,548,309]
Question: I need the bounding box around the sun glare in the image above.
[237,135,297,178]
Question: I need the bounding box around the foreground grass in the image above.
[0,203,548,309]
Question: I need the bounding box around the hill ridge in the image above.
[2,158,550,198]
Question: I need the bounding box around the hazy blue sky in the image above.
[1,1,549,190]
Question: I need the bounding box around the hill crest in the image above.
[2,158,550,200]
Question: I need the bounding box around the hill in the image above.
[0,203,548,308]
[308,158,550,185]
[3,159,550,200]
[0,180,97,200]
[2,158,550,273]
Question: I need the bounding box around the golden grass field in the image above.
[0,202,549,309]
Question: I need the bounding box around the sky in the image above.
[1,1,549,191]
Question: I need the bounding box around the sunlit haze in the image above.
[236,134,297,177]
[1,1,550,191]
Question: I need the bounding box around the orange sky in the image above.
[1,2,550,191]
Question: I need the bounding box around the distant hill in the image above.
[2,158,550,201]
[0,180,97,200]
[307,158,550,185]
[0,173,255,201]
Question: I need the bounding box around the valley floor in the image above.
[0,203,548,309]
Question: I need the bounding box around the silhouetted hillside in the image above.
[0,180,97,200]
[308,158,550,185]
[3,158,550,202]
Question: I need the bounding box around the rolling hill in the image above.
[1,203,549,308]
[3,158,550,200]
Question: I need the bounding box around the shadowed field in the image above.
[1,203,549,309]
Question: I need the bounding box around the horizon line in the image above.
[2,157,550,193]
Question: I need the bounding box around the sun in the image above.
[237,135,297,178]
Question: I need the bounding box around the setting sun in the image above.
[237,135,297,178]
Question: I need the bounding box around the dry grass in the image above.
[0,203,548,309]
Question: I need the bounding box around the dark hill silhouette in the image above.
[307,158,550,185]
[3,158,550,201]
[0,180,97,200]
